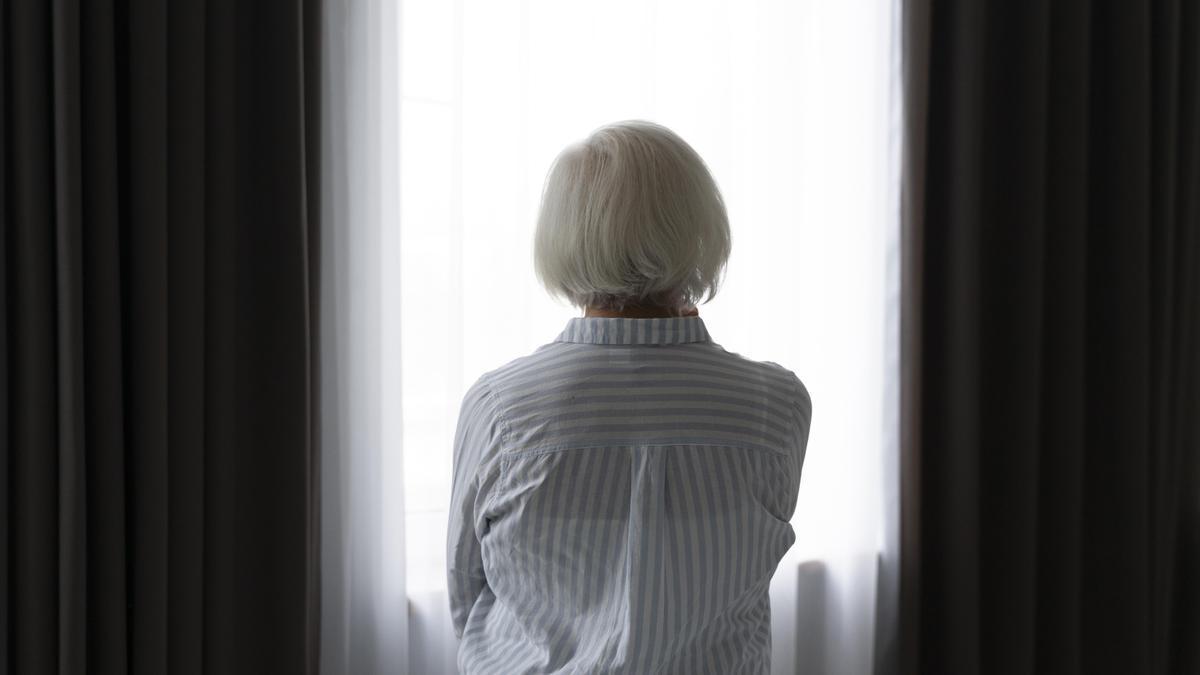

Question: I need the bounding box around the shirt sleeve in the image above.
[791,374,813,464]
[446,374,508,640]
[762,362,813,521]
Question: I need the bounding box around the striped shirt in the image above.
[447,315,812,674]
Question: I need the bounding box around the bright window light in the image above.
[397,0,896,597]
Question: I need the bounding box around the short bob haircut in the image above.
[533,120,732,313]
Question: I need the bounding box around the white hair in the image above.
[533,120,732,313]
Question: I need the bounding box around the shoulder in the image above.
[707,343,812,427]
[473,340,576,397]
[485,344,556,378]
[707,343,809,398]
[762,360,812,422]
[461,341,566,422]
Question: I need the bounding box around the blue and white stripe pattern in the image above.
[448,316,812,674]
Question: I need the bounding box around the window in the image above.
[323,0,899,670]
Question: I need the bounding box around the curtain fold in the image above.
[2,1,321,673]
[902,1,1200,674]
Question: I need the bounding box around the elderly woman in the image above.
[447,120,812,674]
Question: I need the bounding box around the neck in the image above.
[583,304,699,319]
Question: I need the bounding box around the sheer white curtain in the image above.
[320,0,901,673]
[320,1,406,673]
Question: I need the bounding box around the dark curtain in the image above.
[2,0,321,673]
[901,1,1200,674]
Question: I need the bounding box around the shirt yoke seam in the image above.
[497,440,789,462]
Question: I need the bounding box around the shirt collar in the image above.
[554,316,711,345]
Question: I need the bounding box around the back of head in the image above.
[533,120,732,313]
